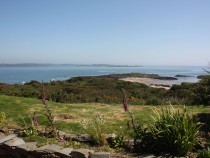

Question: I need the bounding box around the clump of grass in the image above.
[136,106,202,156]
[82,115,107,146]
[19,113,38,137]
[0,112,6,128]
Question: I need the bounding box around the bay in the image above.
[0,65,207,84]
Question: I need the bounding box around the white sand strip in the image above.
[120,77,183,90]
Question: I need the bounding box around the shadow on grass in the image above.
[195,113,210,133]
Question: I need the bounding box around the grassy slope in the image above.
[0,95,210,137]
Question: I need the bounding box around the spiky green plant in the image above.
[148,106,202,156]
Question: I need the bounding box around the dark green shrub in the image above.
[193,76,210,106]
[135,106,202,156]
[166,83,195,105]
[195,113,210,133]
[146,97,161,105]
[198,148,210,158]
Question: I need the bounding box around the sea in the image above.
[0,65,208,84]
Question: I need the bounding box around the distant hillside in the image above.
[0,63,54,67]
[0,63,142,67]
[91,64,142,67]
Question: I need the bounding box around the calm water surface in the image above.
[0,65,207,84]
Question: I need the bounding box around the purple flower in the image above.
[122,89,128,111]
[41,84,46,105]
[42,94,46,105]
[122,95,128,111]
[33,112,38,126]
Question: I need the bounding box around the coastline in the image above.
[0,66,205,84]
[120,77,188,90]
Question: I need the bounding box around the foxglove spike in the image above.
[33,112,38,126]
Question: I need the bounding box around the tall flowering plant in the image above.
[122,89,136,132]
[122,89,148,152]
[41,82,58,138]
[33,112,38,126]
[122,91,128,112]
[41,83,46,105]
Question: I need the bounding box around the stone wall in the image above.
[0,132,167,158]
[0,132,110,158]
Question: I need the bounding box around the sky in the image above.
[0,0,210,66]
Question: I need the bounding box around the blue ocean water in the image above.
[0,65,207,84]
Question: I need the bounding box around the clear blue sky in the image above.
[0,0,210,66]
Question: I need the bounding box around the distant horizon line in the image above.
[0,63,206,67]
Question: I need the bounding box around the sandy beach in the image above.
[120,77,183,90]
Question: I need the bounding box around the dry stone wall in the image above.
[0,132,182,158]
[0,132,110,158]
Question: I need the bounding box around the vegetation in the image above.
[0,95,210,156]
[122,89,204,156]
[0,74,168,105]
[193,76,210,106]
[0,73,210,106]
[0,95,209,135]
[198,148,210,158]
[0,112,6,128]
[41,84,58,138]
[144,107,201,156]
[20,114,38,137]
[166,76,210,106]
[82,115,107,146]
[0,73,210,156]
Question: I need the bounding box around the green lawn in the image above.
[0,95,210,137]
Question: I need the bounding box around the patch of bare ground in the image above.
[54,114,76,122]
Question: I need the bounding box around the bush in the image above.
[82,115,107,146]
[198,148,210,158]
[193,76,210,106]
[146,97,161,105]
[134,106,202,156]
